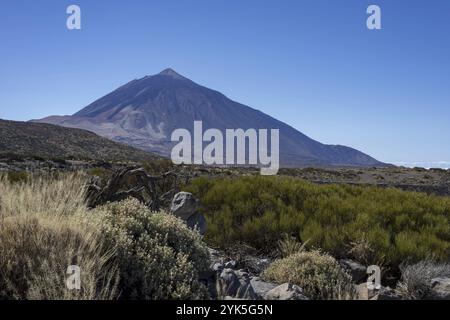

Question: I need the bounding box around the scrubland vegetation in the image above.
[0,173,208,300]
[186,175,450,271]
[1,170,450,300]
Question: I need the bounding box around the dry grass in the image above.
[0,173,118,300]
[277,234,309,258]
[396,259,450,300]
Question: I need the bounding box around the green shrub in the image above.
[262,250,356,300]
[186,176,450,269]
[6,171,29,183]
[93,198,210,300]
[89,167,108,178]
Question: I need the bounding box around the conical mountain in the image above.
[35,68,386,167]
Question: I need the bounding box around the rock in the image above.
[170,192,199,220]
[230,254,272,275]
[339,259,367,283]
[218,269,257,300]
[256,258,271,272]
[218,268,241,297]
[208,247,222,263]
[250,277,278,299]
[212,262,224,273]
[264,283,308,300]
[429,277,450,300]
[224,260,237,269]
[356,283,399,300]
[377,286,402,300]
[186,211,207,235]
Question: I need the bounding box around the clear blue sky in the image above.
[1,0,449,166]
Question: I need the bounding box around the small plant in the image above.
[396,259,450,300]
[262,249,357,300]
[277,234,308,258]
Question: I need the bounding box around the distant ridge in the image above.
[0,119,159,162]
[35,68,387,168]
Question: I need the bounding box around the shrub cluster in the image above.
[186,176,450,268]
[0,174,210,300]
[92,198,210,300]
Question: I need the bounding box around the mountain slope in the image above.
[0,119,159,162]
[35,68,386,167]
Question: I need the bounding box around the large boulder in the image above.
[429,277,450,300]
[250,277,278,299]
[170,192,199,220]
[264,283,308,300]
[171,192,206,235]
[217,269,257,300]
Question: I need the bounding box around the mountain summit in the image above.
[35,69,386,167]
[157,68,187,80]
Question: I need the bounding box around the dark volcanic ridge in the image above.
[0,119,159,162]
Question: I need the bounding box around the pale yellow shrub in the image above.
[262,250,357,300]
[0,173,118,300]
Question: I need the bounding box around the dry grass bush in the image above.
[262,250,357,300]
[0,173,118,300]
[396,258,450,299]
[92,198,210,300]
[277,234,308,258]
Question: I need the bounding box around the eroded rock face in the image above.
[264,283,308,300]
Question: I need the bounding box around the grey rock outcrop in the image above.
[170,191,207,235]
[264,283,308,300]
[170,192,199,220]
[250,277,278,299]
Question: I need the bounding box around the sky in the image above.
[0,0,449,167]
